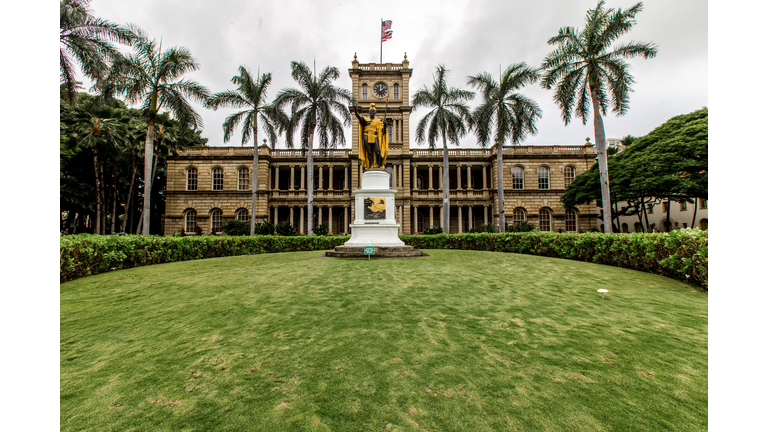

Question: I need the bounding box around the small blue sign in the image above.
[364,246,375,255]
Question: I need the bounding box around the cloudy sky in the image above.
[85,0,707,148]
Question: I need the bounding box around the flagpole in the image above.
[380,18,382,64]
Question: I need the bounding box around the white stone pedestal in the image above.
[344,170,404,247]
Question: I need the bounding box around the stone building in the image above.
[163,55,600,236]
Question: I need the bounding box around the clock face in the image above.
[373,83,388,98]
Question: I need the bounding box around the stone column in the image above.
[412,165,417,190]
[458,206,463,233]
[467,166,472,189]
[300,166,305,190]
[290,166,295,190]
[328,206,333,234]
[289,206,294,225]
[457,165,462,190]
[413,205,418,233]
[399,164,403,188]
[318,205,322,225]
[429,166,433,190]
[482,165,487,189]
[469,206,473,230]
[398,205,403,234]
[439,205,443,228]
[274,166,279,189]
[429,205,434,228]
[344,206,349,234]
[319,166,324,191]
[484,206,488,225]
[273,206,278,224]
[329,165,334,190]
[438,166,443,191]
[299,206,304,234]
[344,166,349,190]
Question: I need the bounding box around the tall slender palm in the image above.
[468,63,542,232]
[412,65,474,234]
[541,1,657,233]
[274,61,352,236]
[106,25,210,235]
[206,66,282,236]
[60,0,132,105]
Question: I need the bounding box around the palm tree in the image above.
[206,66,283,236]
[541,1,657,233]
[412,65,474,234]
[273,61,352,236]
[60,0,132,105]
[468,63,542,232]
[105,25,210,235]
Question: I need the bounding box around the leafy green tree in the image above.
[59,0,132,105]
[105,25,210,235]
[274,61,352,236]
[468,63,541,232]
[412,65,474,234]
[562,108,707,232]
[206,66,283,236]
[541,1,657,233]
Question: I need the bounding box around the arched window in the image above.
[565,209,577,232]
[634,222,642,232]
[238,167,249,191]
[393,83,400,100]
[236,209,248,222]
[361,83,368,100]
[622,223,629,233]
[539,208,552,232]
[186,167,198,191]
[564,166,576,187]
[210,209,222,233]
[512,166,524,190]
[538,166,550,190]
[212,167,224,191]
[699,218,708,230]
[185,209,197,233]
[512,207,526,224]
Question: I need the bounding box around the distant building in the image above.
[163,55,600,235]
[614,198,708,233]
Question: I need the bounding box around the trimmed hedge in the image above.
[400,229,707,290]
[60,234,347,283]
[60,230,707,290]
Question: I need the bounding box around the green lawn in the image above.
[61,250,707,431]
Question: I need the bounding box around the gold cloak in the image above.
[358,117,388,169]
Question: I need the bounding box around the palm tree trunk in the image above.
[442,131,450,234]
[496,140,505,233]
[137,153,159,235]
[142,108,157,235]
[122,158,137,233]
[250,122,259,236]
[93,150,102,235]
[111,164,118,234]
[666,197,672,232]
[590,87,612,233]
[643,197,652,232]
[306,123,316,236]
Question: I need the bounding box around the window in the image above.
[512,208,526,224]
[699,218,708,230]
[210,209,222,233]
[565,209,577,232]
[646,204,654,214]
[539,208,551,232]
[212,167,224,191]
[386,166,394,188]
[238,167,249,191]
[186,168,198,191]
[679,201,687,211]
[236,209,248,222]
[417,213,424,233]
[564,166,575,187]
[622,223,629,233]
[393,83,400,100]
[634,222,642,232]
[362,83,368,100]
[512,166,524,190]
[538,166,549,190]
[185,209,197,233]
[417,176,424,190]
[700,199,707,209]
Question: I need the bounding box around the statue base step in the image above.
[325,245,427,258]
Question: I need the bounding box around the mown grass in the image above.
[61,250,707,431]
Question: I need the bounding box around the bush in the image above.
[314,222,329,236]
[505,221,536,232]
[221,220,249,236]
[275,221,298,236]
[254,222,275,236]
[423,226,443,235]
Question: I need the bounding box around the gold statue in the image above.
[355,103,388,169]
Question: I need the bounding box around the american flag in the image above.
[382,20,392,31]
[381,30,392,42]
